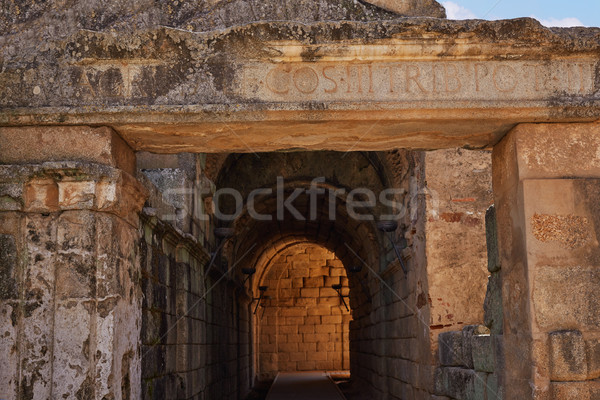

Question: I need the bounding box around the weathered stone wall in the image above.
[346,149,492,400]
[0,126,147,400]
[258,243,351,379]
[425,149,496,399]
[425,149,493,337]
[140,215,251,399]
[0,208,144,400]
[434,206,504,400]
[136,151,252,399]
[345,150,420,399]
[435,325,504,400]
[493,122,600,399]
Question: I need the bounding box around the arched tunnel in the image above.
[207,150,427,397]
[137,148,493,399]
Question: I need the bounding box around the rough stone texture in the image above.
[483,272,503,335]
[0,0,420,38]
[434,367,476,399]
[587,338,600,380]
[550,381,600,400]
[0,234,17,300]
[549,330,588,381]
[1,18,599,152]
[139,211,250,400]
[435,326,504,399]
[364,0,445,16]
[472,334,494,373]
[492,122,600,399]
[526,180,600,331]
[424,149,492,342]
[438,331,465,367]
[486,373,503,400]
[0,126,136,175]
[258,243,350,379]
[0,126,146,400]
[0,209,144,400]
[0,161,146,226]
[135,152,215,249]
[461,325,477,369]
[485,206,500,273]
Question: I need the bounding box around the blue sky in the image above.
[442,1,600,27]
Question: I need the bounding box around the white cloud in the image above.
[535,16,586,27]
[442,1,477,20]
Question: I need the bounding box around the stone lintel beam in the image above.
[1,20,599,151]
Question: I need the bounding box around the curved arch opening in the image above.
[255,241,352,380]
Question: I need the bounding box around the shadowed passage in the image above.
[266,372,347,400]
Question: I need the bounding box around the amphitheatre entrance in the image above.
[1,1,600,399]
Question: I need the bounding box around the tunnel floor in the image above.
[265,372,347,400]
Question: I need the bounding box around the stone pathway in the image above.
[266,372,347,400]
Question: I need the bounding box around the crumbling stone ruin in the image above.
[1,0,599,399]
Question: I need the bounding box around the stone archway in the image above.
[1,2,600,399]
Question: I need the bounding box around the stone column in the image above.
[0,127,147,400]
[493,122,600,399]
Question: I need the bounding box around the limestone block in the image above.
[483,272,503,335]
[434,367,476,399]
[473,371,489,400]
[287,333,303,343]
[472,334,495,373]
[55,212,97,299]
[493,335,505,383]
[23,214,58,303]
[9,163,147,226]
[549,330,588,381]
[297,361,316,371]
[462,325,478,369]
[533,264,600,331]
[438,330,466,367]
[0,182,23,211]
[23,178,59,212]
[586,338,600,380]
[0,126,135,175]
[486,373,503,400]
[298,343,316,352]
[550,381,600,400]
[57,181,96,209]
[306,351,328,362]
[508,123,600,180]
[323,315,343,324]
[485,206,501,273]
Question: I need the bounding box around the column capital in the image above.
[0,161,147,227]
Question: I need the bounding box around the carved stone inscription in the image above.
[72,61,165,100]
[242,60,597,102]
